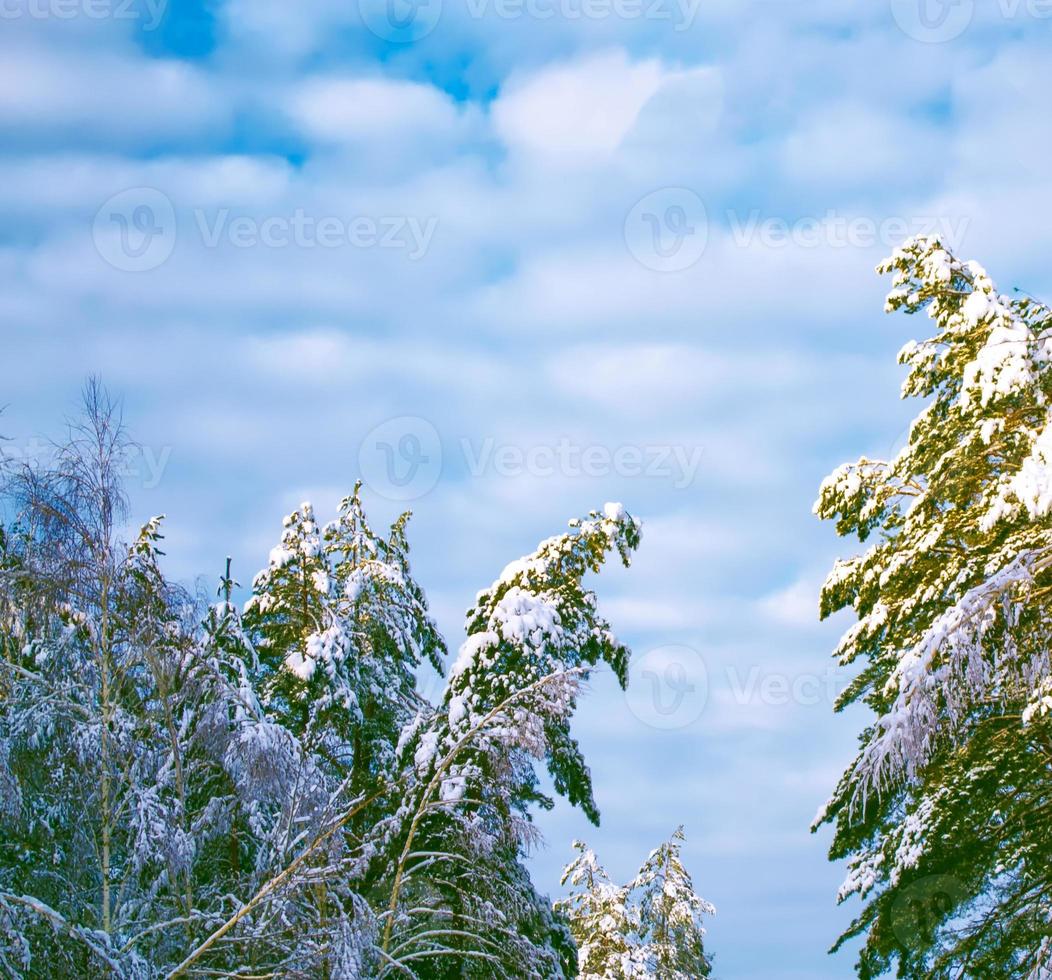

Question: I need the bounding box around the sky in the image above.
[3,0,1052,976]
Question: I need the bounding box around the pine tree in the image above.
[1,388,663,978]
[227,488,446,975]
[557,841,639,977]
[557,827,714,979]
[378,502,642,978]
[633,827,714,977]
[814,236,1052,978]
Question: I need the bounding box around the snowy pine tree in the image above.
[0,386,665,978]
[815,236,1052,978]
[633,827,714,977]
[378,503,642,977]
[557,827,714,979]
[558,841,641,977]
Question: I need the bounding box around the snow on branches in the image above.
[378,504,642,976]
[431,502,642,823]
[0,399,646,980]
[815,238,1052,978]
[557,827,714,979]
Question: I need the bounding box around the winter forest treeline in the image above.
[4,235,1052,978]
[0,383,712,978]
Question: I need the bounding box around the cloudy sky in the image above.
[3,0,1052,975]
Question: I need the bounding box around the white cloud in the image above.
[0,45,226,143]
[288,77,471,145]
[0,154,292,214]
[601,596,705,631]
[492,50,669,163]
[758,576,822,629]
[779,101,941,193]
[544,343,808,413]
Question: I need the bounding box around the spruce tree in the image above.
[557,827,714,978]
[815,236,1052,978]
[558,841,639,977]
[1,389,667,978]
[633,827,714,977]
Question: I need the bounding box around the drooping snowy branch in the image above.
[815,238,1052,979]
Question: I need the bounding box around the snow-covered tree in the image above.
[195,488,448,976]
[0,391,385,977]
[0,385,659,978]
[558,841,642,977]
[814,237,1052,978]
[557,827,714,978]
[633,827,714,977]
[242,485,444,830]
[378,502,642,977]
[0,385,233,974]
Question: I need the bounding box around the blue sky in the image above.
[4,0,1052,975]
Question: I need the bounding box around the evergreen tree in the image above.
[0,386,665,978]
[634,827,714,977]
[242,485,444,832]
[814,236,1052,978]
[558,841,640,977]
[378,502,642,978]
[557,827,714,979]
